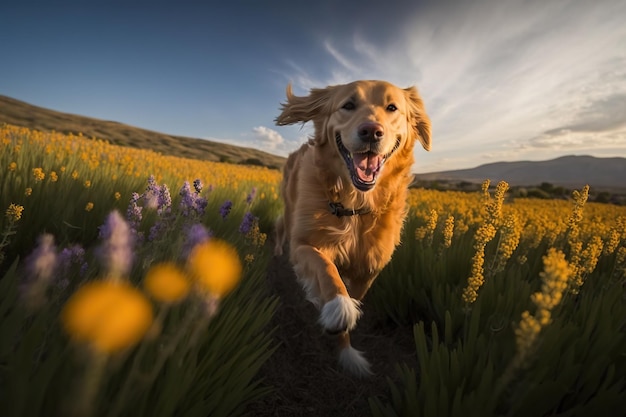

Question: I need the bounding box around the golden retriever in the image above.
[274,80,431,376]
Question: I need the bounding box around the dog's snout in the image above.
[357,122,384,142]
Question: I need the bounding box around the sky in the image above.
[2,0,625,173]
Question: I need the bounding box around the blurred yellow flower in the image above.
[84,180,92,188]
[61,281,153,353]
[49,171,58,182]
[442,215,454,249]
[187,239,242,298]
[8,162,17,171]
[144,262,190,303]
[114,192,121,200]
[5,203,24,222]
[72,170,79,180]
[33,167,45,182]
[25,188,32,197]
[85,202,94,212]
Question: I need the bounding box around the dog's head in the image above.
[276,80,431,192]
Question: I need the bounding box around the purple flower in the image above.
[246,187,257,205]
[193,179,203,194]
[126,192,143,227]
[57,245,84,290]
[58,245,85,273]
[79,262,89,278]
[25,234,58,284]
[148,220,167,241]
[145,175,160,209]
[180,181,208,217]
[98,210,134,278]
[157,184,172,216]
[239,211,257,235]
[182,223,213,258]
[22,234,58,308]
[219,200,233,220]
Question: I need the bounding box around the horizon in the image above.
[2,0,625,173]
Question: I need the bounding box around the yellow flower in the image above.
[49,171,58,182]
[5,203,24,222]
[85,202,94,212]
[25,188,32,197]
[84,180,92,188]
[442,215,454,249]
[492,214,521,274]
[8,162,17,171]
[481,179,490,200]
[144,262,190,303]
[33,167,45,182]
[514,248,572,364]
[187,239,242,298]
[61,281,153,353]
[72,170,79,180]
[114,192,121,200]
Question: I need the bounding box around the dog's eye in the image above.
[386,104,398,112]
[342,101,356,111]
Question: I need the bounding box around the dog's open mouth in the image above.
[335,134,401,192]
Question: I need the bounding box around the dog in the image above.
[274,80,431,376]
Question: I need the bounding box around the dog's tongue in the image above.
[353,152,382,182]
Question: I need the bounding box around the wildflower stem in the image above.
[70,351,108,417]
[106,305,169,417]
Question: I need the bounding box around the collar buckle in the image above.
[328,201,369,217]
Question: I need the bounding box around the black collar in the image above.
[328,201,371,217]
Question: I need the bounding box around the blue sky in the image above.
[2,0,625,173]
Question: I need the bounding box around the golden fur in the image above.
[274,80,431,376]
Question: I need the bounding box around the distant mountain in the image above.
[0,95,286,169]
[415,156,626,191]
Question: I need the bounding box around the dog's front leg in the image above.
[291,245,362,333]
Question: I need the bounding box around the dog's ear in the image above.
[404,86,431,151]
[275,84,333,126]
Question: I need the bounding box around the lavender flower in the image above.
[193,179,203,194]
[22,234,58,308]
[246,187,257,205]
[180,181,208,217]
[219,200,233,220]
[157,183,172,216]
[98,210,134,279]
[25,234,58,283]
[239,211,257,235]
[58,245,85,274]
[126,192,143,241]
[148,221,167,241]
[182,223,213,258]
[180,181,195,214]
[57,245,84,290]
[144,175,160,209]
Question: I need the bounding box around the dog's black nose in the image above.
[357,122,384,142]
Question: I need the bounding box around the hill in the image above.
[415,155,626,191]
[0,95,286,169]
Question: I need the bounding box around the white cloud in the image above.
[252,126,284,150]
[250,125,305,156]
[281,0,626,171]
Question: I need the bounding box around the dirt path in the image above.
[246,254,418,416]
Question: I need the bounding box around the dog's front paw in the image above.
[319,295,362,333]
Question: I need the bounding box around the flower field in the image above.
[1,123,625,416]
